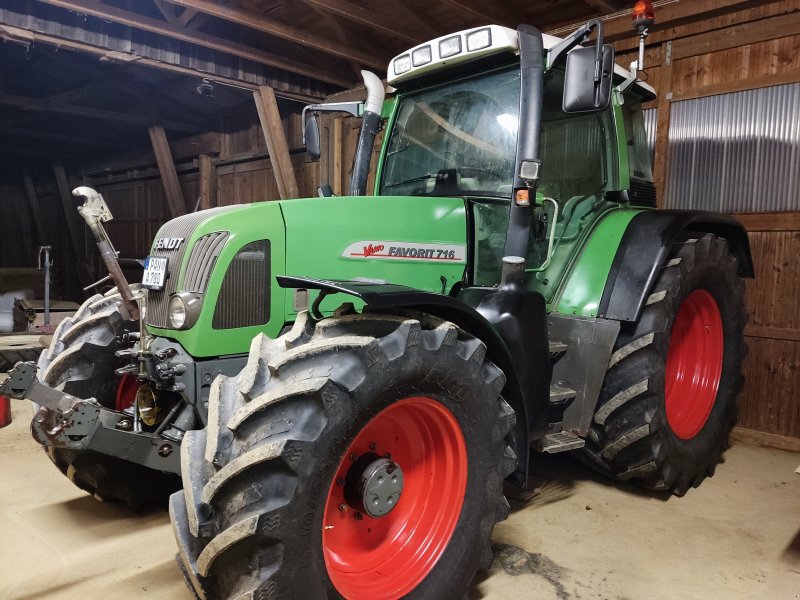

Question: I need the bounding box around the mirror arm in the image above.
[301,101,363,144]
[547,18,604,70]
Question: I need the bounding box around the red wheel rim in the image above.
[322,396,468,599]
[115,374,138,412]
[665,289,724,439]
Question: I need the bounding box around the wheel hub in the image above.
[344,453,404,518]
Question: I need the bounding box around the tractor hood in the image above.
[145,195,468,358]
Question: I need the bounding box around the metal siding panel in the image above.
[643,108,657,165]
[665,82,800,213]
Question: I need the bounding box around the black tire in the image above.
[171,310,516,599]
[38,286,181,508]
[580,234,745,496]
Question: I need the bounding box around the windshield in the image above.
[380,68,521,198]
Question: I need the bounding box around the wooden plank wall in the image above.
[613,0,800,439]
[735,216,800,438]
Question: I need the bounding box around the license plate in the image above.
[142,256,168,290]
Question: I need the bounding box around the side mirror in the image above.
[304,114,321,161]
[562,44,615,113]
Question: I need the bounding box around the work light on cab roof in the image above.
[388,25,519,84]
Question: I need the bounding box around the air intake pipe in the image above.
[348,70,385,196]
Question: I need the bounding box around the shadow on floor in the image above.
[507,450,672,514]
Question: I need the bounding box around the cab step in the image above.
[536,431,585,454]
[548,339,568,356]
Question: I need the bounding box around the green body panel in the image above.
[281,195,467,319]
[147,202,288,357]
[147,195,467,357]
[611,93,631,189]
[554,208,640,317]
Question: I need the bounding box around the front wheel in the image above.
[171,310,516,599]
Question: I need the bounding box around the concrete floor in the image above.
[1,399,798,600]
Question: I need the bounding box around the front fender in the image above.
[277,275,548,490]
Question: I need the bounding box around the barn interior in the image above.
[0,1,798,598]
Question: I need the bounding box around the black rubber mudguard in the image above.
[276,276,549,489]
[597,210,753,322]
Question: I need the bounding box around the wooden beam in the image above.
[731,427,800,453]
[149,126,188,217]
[548,0,758,41]
[652,42,673,208]
[52,163,92,288]
[161,0,386,69]
[310,6,362,80]
[582,0,624,15]
[29,1,353,89]
[296,0,421,45]
[198,154,217,210]
[21,174,47,247]
[152,0,180,25]
[0,92,204,133]
[0,126,127,149]
[436,0,515,26]
[672,10,800,60]
[745,325,800,343]
[396,2,441,40]
[253,86,299,200]
[671,68,800,103]
[734,211,800,233]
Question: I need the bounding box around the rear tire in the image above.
[580,234,745,496]
[171,310,516,599]
[38,286,180,508]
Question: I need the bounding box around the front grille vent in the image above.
[183,232,229,293]
[213,240,271,330]
[146,207,234,329]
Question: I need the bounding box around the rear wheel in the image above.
[171,310,516,599]
[581,234,745,496]
[38,286,180,508]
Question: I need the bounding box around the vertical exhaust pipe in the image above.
[348,71,385,196]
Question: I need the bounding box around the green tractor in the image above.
[2,16,752,600]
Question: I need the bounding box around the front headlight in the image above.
[168,292,203,329]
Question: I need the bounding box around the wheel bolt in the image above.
[369,442,377,451]
[339,503,347,512]
[336,478,344,486]
[350,452,358,461]
[384,452,392,459]
[354,512,363,520]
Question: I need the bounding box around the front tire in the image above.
[581,234,745,496]
[38,286,180,507]
[171,311,516,599]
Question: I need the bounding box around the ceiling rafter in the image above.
[295,0,422,45]
[34,0,355,87]
[435,0,516,27]
[582,0,626,15]
[308,6,363,80]
[0,92,206,132]
[160,0,386,69]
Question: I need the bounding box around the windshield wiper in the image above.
[383,173,439,188]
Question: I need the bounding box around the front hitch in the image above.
[0,362,181,473]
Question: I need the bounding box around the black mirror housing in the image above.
[304,114,321,161]
[562,44,615,113]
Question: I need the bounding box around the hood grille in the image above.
[184,232,229,293]
[146,208,233,329]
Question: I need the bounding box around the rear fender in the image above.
[598,210,753,322]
